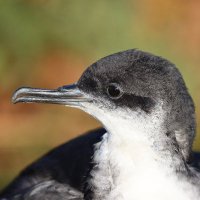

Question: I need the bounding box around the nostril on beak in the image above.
[57,84,77,91]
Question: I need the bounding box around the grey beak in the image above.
[12,84,91,106]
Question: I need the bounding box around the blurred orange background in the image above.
[0,0,200,189]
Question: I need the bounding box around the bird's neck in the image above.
[84,105,198,199]
[101,111,187,171]
[107,126,188,174]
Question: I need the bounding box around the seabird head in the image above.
[12,49,195,161]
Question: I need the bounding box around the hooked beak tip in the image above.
[12,87,28,104]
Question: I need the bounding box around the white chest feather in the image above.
[89,132,198,200]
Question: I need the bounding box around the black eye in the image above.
[107,83,123,99]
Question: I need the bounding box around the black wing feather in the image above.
[0,128,106,200]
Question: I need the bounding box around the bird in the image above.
[0,49,200,200]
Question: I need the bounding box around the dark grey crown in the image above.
[78,49,196,161]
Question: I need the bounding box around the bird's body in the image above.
[1,128,200,200]
[0,49,199,200]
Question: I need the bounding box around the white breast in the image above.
[89,132,199,200]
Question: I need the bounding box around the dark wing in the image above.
[0,128,106,200]
[189,151,200,170]
[2,181,84,200]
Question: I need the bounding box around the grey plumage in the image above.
[0,49,199,200]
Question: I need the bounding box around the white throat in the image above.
[82,104,199,200]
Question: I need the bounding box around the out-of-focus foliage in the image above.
[0,0,200,190]
[0,0,133,87]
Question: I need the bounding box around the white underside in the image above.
[79,102,199,200]
[91,132,198,200]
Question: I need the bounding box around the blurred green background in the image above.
[0,0,200,189]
